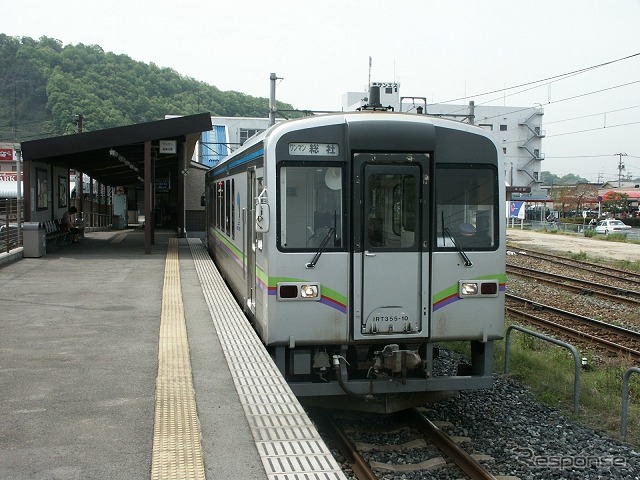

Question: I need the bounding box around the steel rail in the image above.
[408,408,498,480]
[322,414,378,480]
[506,295,640,360]
[506,294,640,341]
[506,246,640,286]
[506,264,640,305]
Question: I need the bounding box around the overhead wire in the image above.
[436,52,640,106]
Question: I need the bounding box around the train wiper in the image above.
[306,227,335,269]
[443,227,473,267]
[440,212,472,267]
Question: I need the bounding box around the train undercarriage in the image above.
[269,340,496,413]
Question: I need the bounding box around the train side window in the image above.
[435,165,497,250]
[231,179,235,239]
[216,181,224,229]
[225,179,231,236]
[277,164,344,251]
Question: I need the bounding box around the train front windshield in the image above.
[435,165,498,249]
[277,164,344,250]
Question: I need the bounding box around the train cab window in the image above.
[277,164,344,250]
[435,165,498,250]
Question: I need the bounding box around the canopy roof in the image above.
[0,180,22,198]
[21,113,213,187]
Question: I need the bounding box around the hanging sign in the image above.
[159,140,177,154]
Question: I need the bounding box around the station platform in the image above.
[0,228,345,479]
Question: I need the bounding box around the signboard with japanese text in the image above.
[159,140,177,154]
[0,148,14,161]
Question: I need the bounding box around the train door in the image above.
[354,156,423,338]
[245,169,257,315]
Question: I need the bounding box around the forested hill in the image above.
[0,34,298,143]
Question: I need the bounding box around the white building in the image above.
[342,82,546,195]
[196,116,273,167]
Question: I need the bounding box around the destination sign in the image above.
[288,143,339,156]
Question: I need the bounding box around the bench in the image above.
[44,220,70,251]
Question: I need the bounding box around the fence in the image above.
[0,198,117,254]
[0,198,22,253]
[508,220,640,240]
[80,212,112,232]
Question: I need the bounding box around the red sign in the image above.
[0,148,14,161]
[0,173,17,181]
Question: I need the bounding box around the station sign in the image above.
[159,140,177,154]
[506,186,531,193]
[155,178,171,190]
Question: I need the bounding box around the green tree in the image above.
[0,35,300,142]
[602,191,630,216]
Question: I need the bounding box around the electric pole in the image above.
[269,74,282,127]
[74,114,84,133]
[615,152,627,187]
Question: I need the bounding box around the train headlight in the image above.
[460,282,478,296]
[458,280,499,298]
[300,284,319,298]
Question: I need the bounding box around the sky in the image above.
[3,0,640,182]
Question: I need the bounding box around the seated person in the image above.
[61,206,82,243]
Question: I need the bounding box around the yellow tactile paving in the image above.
[151,238,205,480]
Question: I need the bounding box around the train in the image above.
[204,110,506,413]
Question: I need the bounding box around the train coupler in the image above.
[373,344,422,379]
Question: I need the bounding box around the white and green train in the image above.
[205,111,506,413]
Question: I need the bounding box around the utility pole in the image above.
[14,144,21,243]
[269,74,281,127]
[73,114,84,215]
[615,152,627,187]
[74,113,84,133]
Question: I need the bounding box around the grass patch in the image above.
[495,320,640,447]
[605,233,629,242]
[583,229,597,238]
[443,321,640,447]
[611,259,640,273]
[569,250,588,261]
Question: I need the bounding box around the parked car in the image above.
[594,219,632,235]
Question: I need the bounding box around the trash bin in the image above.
[112,215,124,230]
[23,222,46,257]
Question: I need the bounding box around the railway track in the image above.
[506,294,640,361]
[318,408,501,480]
[506,246,640,287]
[506,264,640,305]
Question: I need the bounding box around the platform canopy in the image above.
[19,113,213,253]
[21,113,213,187]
